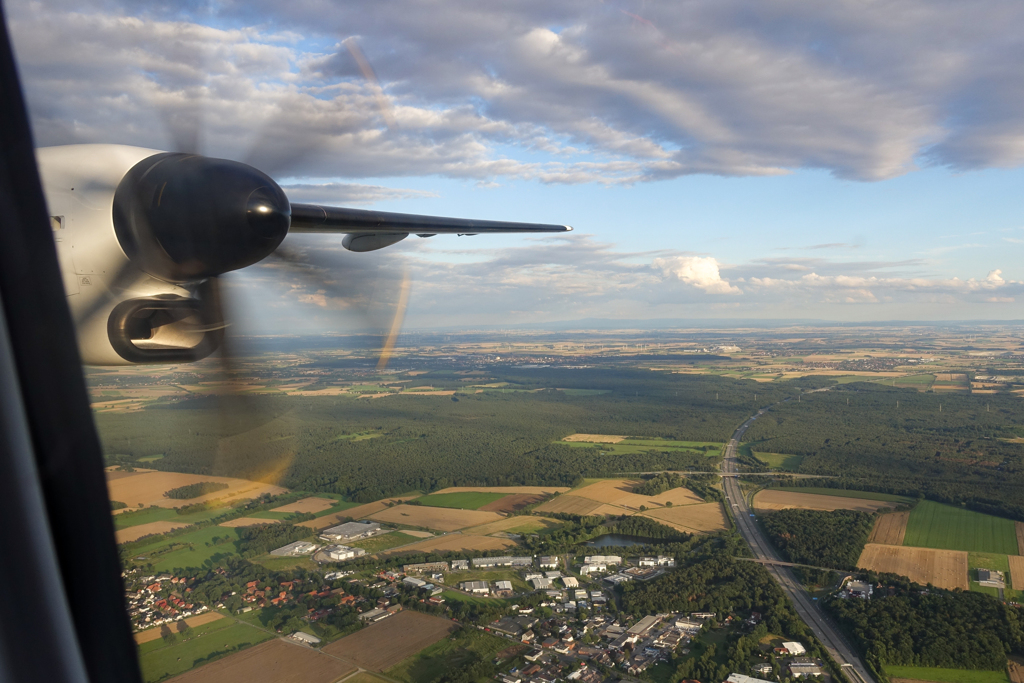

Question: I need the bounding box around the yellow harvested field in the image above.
[1009,555,1024,590]
[323,611,457,671]
[401,529,435,538]
[649,488,706,507]
[116,521,188,543]
[535,494,604,516]
[857,543,968,590]
[640,503,730,533]
[1016,522,1024,555]
[368,504,503,532]
[271,497,337,514]
[397,533,517,554]
[562,434,626,443]
[134,612,224,644]
[105,470,286,509]
[462,516,562,536]
[868,511,910,545]
[297,497,417,529]
[433,485,570,495]
[570,479,703,510]
[168,638,355,683]
[753,490,895,513]
[219,517,279,528]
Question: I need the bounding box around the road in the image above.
[721,408,875,683]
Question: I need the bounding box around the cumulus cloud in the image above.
[280,182,438,205]
[8,0,1024,183]
[653,256,740,294]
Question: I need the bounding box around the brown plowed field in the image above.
[135,612,223,644]
[868,512,910,545]
[297,497,417,529]
[271,497,336,514]
[116,520,189,543]
[368,504,503,532]
[479,493,546,513]
[535,494,604,516]
[640,503,729,533]
[433,486,569,495]
[395,533,516,554]
[1008,555,1024,590]
[857,543,968,590]
[219,517,279,528]
[167,638,355,683]
[106,471,286,509]
[563,434,626,443]
[1016,522,1024,555]
[753,490,895,513]
[322,610,457,671]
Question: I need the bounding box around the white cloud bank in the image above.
[653,256,740,294]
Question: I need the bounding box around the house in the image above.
[524,648,545,662]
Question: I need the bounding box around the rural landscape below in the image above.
[93,323,1024,683]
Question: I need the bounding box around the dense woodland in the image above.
[826,583,1024,677]
[164,482,228,499]
[743,383,1024,519]
[96,369,774,501]
[760,509,874,570]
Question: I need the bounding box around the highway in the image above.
[721,408,875,683]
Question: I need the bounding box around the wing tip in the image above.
[563,225,574,232]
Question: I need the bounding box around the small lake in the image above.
[585,534,657,548]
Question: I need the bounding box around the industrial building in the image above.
[404,561,449,574]
[323,545,366,561]
[359,608,391,623]
[494,580,514,593]
[978,569,1006,588]
[403,577,427,588]
[562,576,579,588]
[320,521,381,542]
[289,631,321,645]
[579,564,606,574]
[538,556,559,569]
[728,674,773,683]
[584,555,622,565]
[460,580,491,594]
[271,541,319,557]
[451,559,469,570]
[788,660,823,677]
[638,556,676,567]
[531,577,553,589]
[471,556,533,569]
[627,615,663,636]
[781,642,807,656]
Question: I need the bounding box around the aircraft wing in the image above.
[289,203,572,235]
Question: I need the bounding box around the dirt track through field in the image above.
[857,543,968,590]
[116,520,189,543]
[134,612,224,644]
[322,610,457,671]
[369,504,503,531]
[754,490,895,513]
[167,637,355,683]
[640,503,730,533]
[1009,556,1024,590]
[868,512,910,545]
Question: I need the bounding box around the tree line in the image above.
[759,508,874,570]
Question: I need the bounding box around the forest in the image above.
[759,509,874,570]
[164,482,228,499]
[95,369,779,501]
[826,585,1024,678]
[743,383,1024,519]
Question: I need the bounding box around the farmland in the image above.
[270,497,337,514]
[773,487,913,503]
[136,620,273,683]
[535,494,603,516]
[569,478,706,510]
[462,515,564,536]
[754,452,804,470]
[386,626,510,683]
[395,533,517,554]
[113,505,229,530]
[904,501,1019,554]
[416,491,509,510]
[368,504,503,531]
[160,637,354,683]
[349,531,423,552]
[640,502,730,533]
[885,665,1009,683]
[117,521,189,543]
[106,470,286,509]
[868,512,910,545]
[753,490,897,513]
[856,544,968,590]
[128,525,244,572]
[134,612,224,644]
[322,611,458,671]
[1010,555,1024,590]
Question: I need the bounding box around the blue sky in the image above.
[9,0,1024,329]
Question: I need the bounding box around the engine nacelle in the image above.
[107,296,222,364]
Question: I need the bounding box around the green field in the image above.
[559,438,720,456]
[775,487,913,503]
[417,492,508,510]
[386,626,509,683]
[883,665,1009,683]
[137,620,273,683]
[904,501,1018,554]
[114,506,232,530]
[754,452,804,471]
[439,590,505,607]
[967,553,1023,600]
[129,526,245,571]
[350,531,421,552]
[494,517,564,536]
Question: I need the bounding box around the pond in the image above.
[584,534,657,548]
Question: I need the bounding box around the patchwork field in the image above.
[396,533,518,554]
[117,520,189,543]
[1009,555,1024,590]
[640,503,730,533]
[417,492,508,510]
[857,543,968,590]
[350,531,422,553]
[904,500,1018,554]
[462,515,564,536]
[868,512,910,546]
[139,621,273,682]
[563,434,626,443]
[134,612,224,644]
[570,478,705,510]
[298,496,418,529]
[165,637,355,683]
[479,493,548,513]
[535,494,603,516]
[432,486,570,495]
[323,611,458,671]
[106,470,286,509]
[1016,522,1024,554]
[753,490,897,513]
[369,504,503,532]
[270,497,336,514]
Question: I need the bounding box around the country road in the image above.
[721,407,875,683]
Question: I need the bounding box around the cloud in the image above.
[280,182,439,204]
[9,0,1024,183]
[653,256,741,294]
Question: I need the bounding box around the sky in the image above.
[8,0,1024,331]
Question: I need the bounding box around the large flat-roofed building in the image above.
[289,631,321,645]
[320,521,381,542]
[404,562,449,574]
[472,556,533,569]
[531,577,553,589]
[403,577,427,588]
[359,608,391,622]
[781,642,807,656]
[727,674,773,683]
[584,555,622,565]
[323,544,366,561]
[451,560,469,570]
[562,576,579,588]
[460,580,491,594]
[271,541,319,557]
[539,556,560,569]
[628,615,663,636]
